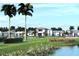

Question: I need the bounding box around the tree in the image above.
[57,27,62,31]
[51,27,57,31]
[51,27,62,31]
[33,28,36,36]
[0,27,8,32]
[64,31,69,35]
[10,26,15,30]
[44,29,48,36]
[3,27,8,31]
[69,26,74,36]
[18,3,33,40]
[77,26,79,30]
[69,26,74,30]
[1,4,16,38]
[16,27,25,31]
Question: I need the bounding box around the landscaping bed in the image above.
[49,37,76,43]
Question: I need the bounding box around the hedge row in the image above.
[4,38,23,43]
[0,37,5,42]
[0,37,23,43]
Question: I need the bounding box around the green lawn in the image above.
[0,37,79,56]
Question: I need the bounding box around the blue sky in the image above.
[0,3,79,30]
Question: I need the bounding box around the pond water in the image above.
[49,46,79,56]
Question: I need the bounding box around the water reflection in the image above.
[49,46,79,56]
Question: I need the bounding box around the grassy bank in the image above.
[0,37,79,56]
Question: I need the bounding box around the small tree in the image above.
[57,27,62,31]
[51,27,57,31]
[10,26,15,30]
[69,26,74,36]
[69,26,74,30]
[77,26,79,30]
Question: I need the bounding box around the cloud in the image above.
[33,4,79,17]
[33,3,79,8]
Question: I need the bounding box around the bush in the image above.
[0,37,5,42]
[4,38,23,43]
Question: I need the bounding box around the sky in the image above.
[0,3,79,30]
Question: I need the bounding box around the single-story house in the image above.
[65,30,79,37]
[52,30,64,37]
[15,31,24,38]
[1,30,16,38]
[0,31,24,38]
[36,27,47,37]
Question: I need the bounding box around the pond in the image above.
[49,46,79,56]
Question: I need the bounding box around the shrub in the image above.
[0,37,5,42]
[4,38,23,43]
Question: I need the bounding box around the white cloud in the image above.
[33,3,78,8]
[33,4,79,17]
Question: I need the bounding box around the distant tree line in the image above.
[0,26,36,32]
[0,26,79,32]
[51,27,62,31]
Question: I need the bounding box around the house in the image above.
[35,27,64,37]
[1,30,16,38]
[71,30,79,37]
[52,30,64,37]
[15,31,24,38]
[47,29,53,36]
[65,30,79,37]
[0,31,24,38]
[1,27,79,37]
[36,28,48,37]
[27,30,34,36]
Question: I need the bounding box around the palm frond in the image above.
[1,4,16,18]
[12,5,16,16]
[19,3,25,7]
[18,8,24,15]
[27,9,33,13]
[29,4,33,9]
[1,5,8,11]
[26,12,32,16]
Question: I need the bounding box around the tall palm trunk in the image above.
[9,17,11,38]
[25,15,27,40]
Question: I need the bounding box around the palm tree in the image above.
[18,3,33,40]
[1,4,16,38]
